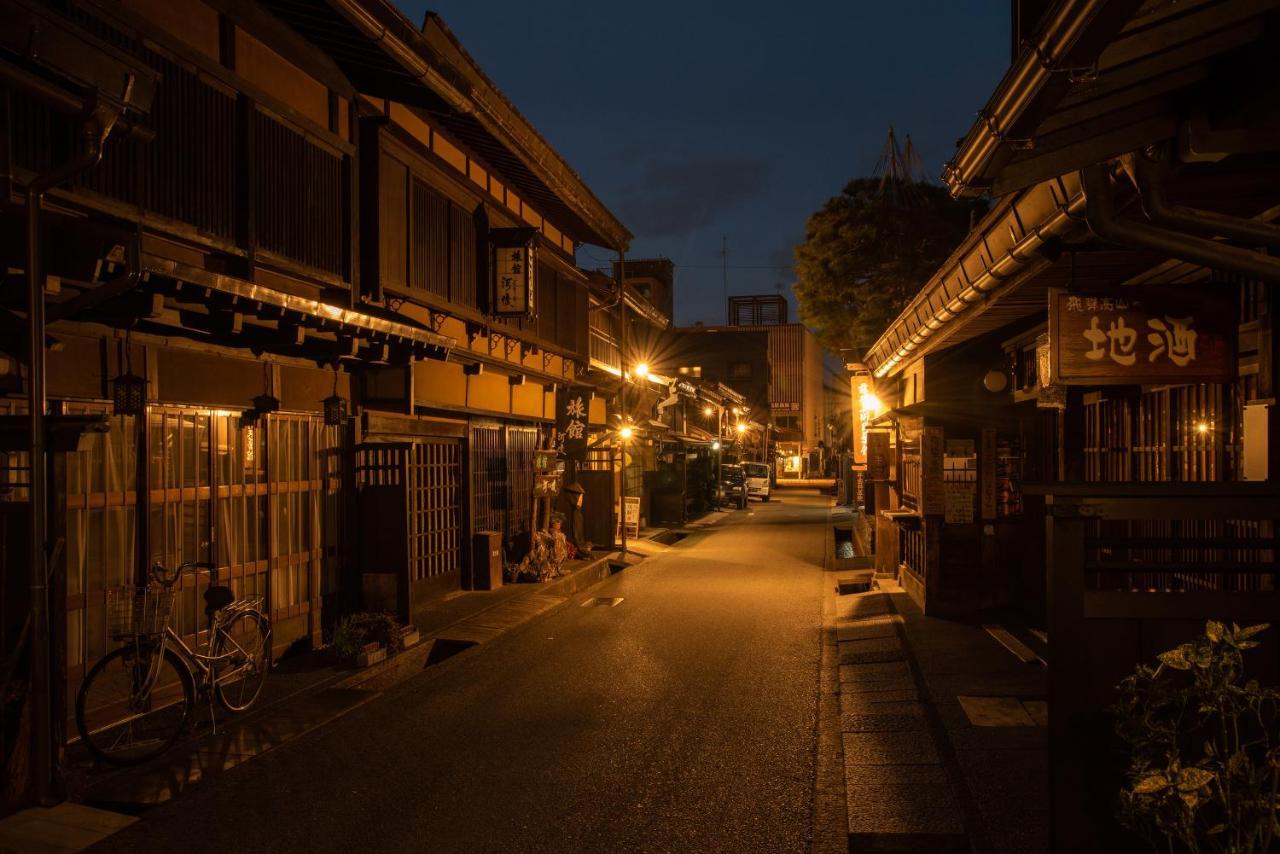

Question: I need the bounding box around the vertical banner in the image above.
[980,428,997,520]
[490,228,538,318]
[922,426,944,515]
[867,431,891,481]
[556,386,590,461]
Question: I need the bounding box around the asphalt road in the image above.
[92,490,831,853]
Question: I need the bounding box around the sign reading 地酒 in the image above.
[1048,287,1232,385]
[490,228,538,318]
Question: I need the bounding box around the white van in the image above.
[742,462,771,502]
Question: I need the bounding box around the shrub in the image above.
[329,612,403,662]
[1111,621,1279,852]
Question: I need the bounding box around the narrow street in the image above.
[91,493,831,853]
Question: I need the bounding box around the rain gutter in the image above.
[942,0,1136,197]
[866,176,1087,379]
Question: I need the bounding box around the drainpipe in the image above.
[1131,152,1280,254]
[1081,164,1280,283]
[26,108,116,805]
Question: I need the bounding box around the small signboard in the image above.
[490,228,538,318]
[922,426,944,515]
[980,428,997,520]
[1048,287,1232,385]
[867,431,891,482]
[556,386,590,462]
[943,482,975,524]
[617,495,641,539]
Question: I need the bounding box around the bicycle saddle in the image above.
[204,584,235,616]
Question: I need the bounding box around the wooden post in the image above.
[1046,493,1089,852]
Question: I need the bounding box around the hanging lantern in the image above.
[323,394,347,426]
[111,372,147,416]
[322,364,347,426]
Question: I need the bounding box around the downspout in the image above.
[616,247,627,556]
[1081,163,1280,283]
[1130,152,1280,254]
[26,107,116,805]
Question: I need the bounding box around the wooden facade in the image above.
[861,1,1280,848]
[0,0,631,801]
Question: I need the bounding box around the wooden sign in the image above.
[922,426,944,515]
[617,496,640,538]
[867,431,891,481]
[1048,287,1232,385]
[555,386,590,461]
[980,428,997,520]
[943,482,975,524]
[490,228,538,317]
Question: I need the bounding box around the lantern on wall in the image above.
[323,365,347,426]
[1035,332,1066,409]
[111,372,146,417]
[111,334,146,416]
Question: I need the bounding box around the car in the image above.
[742,461,771,502]
[719,464,747,509]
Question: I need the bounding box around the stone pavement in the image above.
[828,577,1048,853]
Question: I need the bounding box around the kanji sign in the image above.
[556,386,590,461]
[490,228,538,318]
[1048,288,1231,385]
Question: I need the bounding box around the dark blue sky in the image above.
[396,1,1011,325]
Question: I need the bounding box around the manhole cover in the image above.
[581,597,624,607]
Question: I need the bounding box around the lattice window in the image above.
[407,440,461,580]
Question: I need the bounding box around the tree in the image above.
[793,178,984,357]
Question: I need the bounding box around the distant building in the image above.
[660,295,830,479]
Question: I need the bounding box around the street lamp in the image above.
[617,422,634,554]
[735,422,746,435]
[633,362,649,380]
[703,405,713,417]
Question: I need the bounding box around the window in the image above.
[677,366,702,378]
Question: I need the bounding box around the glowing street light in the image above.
[735,422,746,435]
[619,424,634,441]
[703,405,713,417]
[633,362,649,380]
[711,440,721,451]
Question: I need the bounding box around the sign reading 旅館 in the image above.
[1048,287,1232,385]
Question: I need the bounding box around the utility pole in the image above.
[617,247,628,556]
[719,235,728,323]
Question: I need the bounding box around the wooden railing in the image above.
[1031,483,1280,852]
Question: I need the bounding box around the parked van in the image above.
[742,462,772,502]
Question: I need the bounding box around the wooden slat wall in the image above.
[768,326,803,410]
[254,109,344,276]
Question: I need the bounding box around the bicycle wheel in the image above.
[75,644,194,765]
[213,610,272,713]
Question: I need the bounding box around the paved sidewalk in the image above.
[828,576,1048,853]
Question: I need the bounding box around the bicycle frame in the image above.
[133,598,266,700]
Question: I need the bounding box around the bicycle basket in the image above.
[107,586,177,640]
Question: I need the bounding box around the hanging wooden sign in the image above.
[867,431,891,481]
[922,426,944,515]
[1048,287,1232,385]
[490,228,538,318]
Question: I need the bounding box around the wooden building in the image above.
[860,0,1280,847]
[0,0,629,802]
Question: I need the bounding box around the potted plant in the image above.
[1111,621,1279,852]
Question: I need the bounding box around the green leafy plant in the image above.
[329,612,403,662]
[1111,621,1279,852]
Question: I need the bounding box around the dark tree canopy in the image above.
[793,178,985,358]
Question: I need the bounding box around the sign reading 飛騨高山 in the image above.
[1048,287,1231,385]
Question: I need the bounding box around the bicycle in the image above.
[74,560,273,765]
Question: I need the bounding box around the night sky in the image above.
[395,1,1011,326]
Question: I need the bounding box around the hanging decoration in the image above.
[110,331,146,416]
[323,363,347,426]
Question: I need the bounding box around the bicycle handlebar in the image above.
[150,560,217,589]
